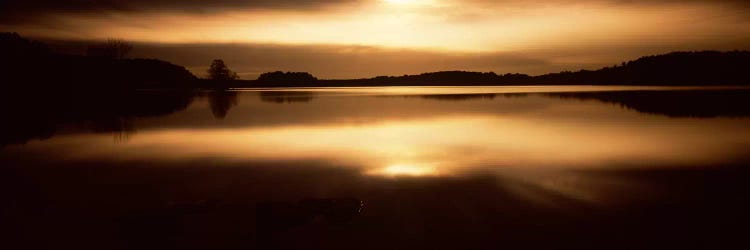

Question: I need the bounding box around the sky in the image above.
[2,0,750,79]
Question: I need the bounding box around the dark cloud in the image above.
[3,0,748,25]
[4,0,745,17]
[123,41,750,79]
[42,38,750,79]
[40,39,561,78]
[0,0,361,11]
[129,43,555,79]
[0,0,362,23]
[466,0,750,5]
[461,0,750,14]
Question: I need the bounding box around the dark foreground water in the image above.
[2,86,750,249]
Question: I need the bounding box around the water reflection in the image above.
[0,90,194,145]
[416,92,529,101]
[3,87,750,249]
[258,91,315,103]
[546,89,750,117]
[5,87,750,147]
[207,90,238,119]
[416,93,498,101]
[4,87,750,175]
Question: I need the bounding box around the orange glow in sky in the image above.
[2,0,748,78]
[4,0,749,52]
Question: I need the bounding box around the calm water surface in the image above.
[2,86,750,249]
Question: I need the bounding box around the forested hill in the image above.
[322,51,750,86]
[4,32,748,88]
[533,51,750,85]
[0,32,197,91]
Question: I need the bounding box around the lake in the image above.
[2,86,750,249]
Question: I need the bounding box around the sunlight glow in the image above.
[368,164,439,177]
[6,1,747,53]
[9,91,750,180]
[382,0,433,5]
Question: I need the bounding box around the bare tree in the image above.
[106,38,133,59]
[86,38,133,59]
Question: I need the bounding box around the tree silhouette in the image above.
[208,59,239,81]
[86,38,133,59]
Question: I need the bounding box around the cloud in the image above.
[130,43,556,79]
[462,0,750,5]
[4,0,747,19]
[0,0,364,23]
[42,38,748,79]
[0,0,362,12]
[4,0,749,66]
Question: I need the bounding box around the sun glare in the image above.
[368,164,439,177]
[382,0,434,6]
[384,0,412,4]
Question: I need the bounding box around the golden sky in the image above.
[2,0,749,78]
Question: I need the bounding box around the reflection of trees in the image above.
[0,90,195,146]
[208,91,238,119]
[88,118,136,143]
[259,91,315,103]
[419,94,497,101]
[545,90,750,117]
[385,93,527,101]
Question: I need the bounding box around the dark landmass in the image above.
[0,32,199,145]
[257,71,317,84]
[3,32,750,89]
[205,51,750,87]
[1,32,196,91]
[3,32,750,144]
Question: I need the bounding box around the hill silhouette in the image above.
[3,32,750,89]
[257,71,317,85]
[534,51,750,85]
[0,32,197,91]
[320,51,750,86]
[228,51,750,87]
[0,32,199,145]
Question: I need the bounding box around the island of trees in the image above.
[204,51,750,88]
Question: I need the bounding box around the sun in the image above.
[366,164,439,177]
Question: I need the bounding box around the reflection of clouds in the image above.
[493,169,651,207]
[11,112,750,180]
